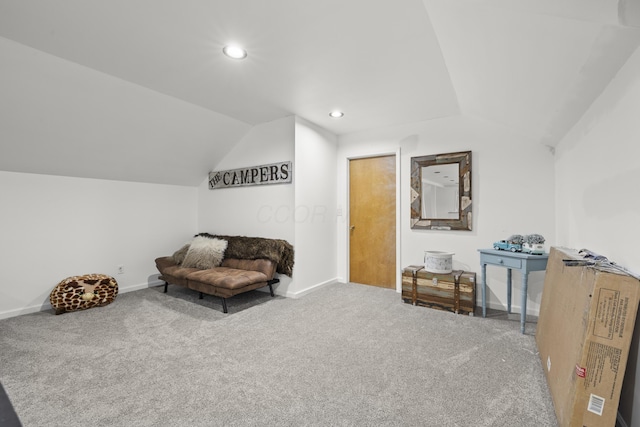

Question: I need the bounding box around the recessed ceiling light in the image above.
[329,111,344,118]
[223,45,247,60]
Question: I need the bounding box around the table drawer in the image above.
[482,254,522,269]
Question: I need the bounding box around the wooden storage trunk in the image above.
[402,265,476,315]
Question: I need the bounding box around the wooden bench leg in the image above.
[221,298,228,313]
[164,282,168,293]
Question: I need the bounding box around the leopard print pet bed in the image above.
[49,274,119,315]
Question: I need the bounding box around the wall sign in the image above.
[208,161,292,189]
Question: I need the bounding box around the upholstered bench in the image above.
[156,234,293,313]
[155,256,279,313]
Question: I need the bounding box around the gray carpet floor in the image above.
[0,282,557,426]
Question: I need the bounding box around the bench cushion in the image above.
[186,268,269,290]
[221,258,277,279]
[155,256,276,291]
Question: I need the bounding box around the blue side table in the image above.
[478,249,549,333]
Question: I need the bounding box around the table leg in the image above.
[521,272,528,334]
[507,268,512,314]
[482,263,487,317]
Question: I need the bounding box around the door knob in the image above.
[350,225,355,231]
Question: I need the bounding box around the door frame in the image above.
[346,148,401,292]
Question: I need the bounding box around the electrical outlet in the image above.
[117,265,124,274]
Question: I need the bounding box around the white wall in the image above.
[293,118,338,296]
[197,116,339,297]
[337,115,556,315]
[554,45,640,427]
[197,116,296,294]
[0,171,197,319]
[0,36,250,186]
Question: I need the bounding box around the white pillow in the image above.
[181,236,228,269]
[172,244,190,265]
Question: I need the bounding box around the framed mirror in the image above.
[410,151,472,231]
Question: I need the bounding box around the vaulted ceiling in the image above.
[1,0,639,185]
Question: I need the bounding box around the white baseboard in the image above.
[284,278,340,298]
[483,300,540,317]
[0,281,159,320]
[0,303,52,320]
[133,280,163,291]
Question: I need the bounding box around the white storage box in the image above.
[424,251,454,274]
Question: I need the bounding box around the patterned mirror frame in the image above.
[410,151,472,231]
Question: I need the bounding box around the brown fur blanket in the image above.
[197,233,294,277]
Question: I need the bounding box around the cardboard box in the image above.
[536,247,640,427]
[401,266,476,315]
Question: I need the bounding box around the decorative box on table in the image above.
[402,265,476,315]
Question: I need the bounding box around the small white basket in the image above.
[424,251,454,274]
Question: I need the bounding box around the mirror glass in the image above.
[411,151,472,231]
[421,163,459,219]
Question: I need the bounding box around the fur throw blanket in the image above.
[197,233,294,277]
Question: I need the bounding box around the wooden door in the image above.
[349,155,396,289]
